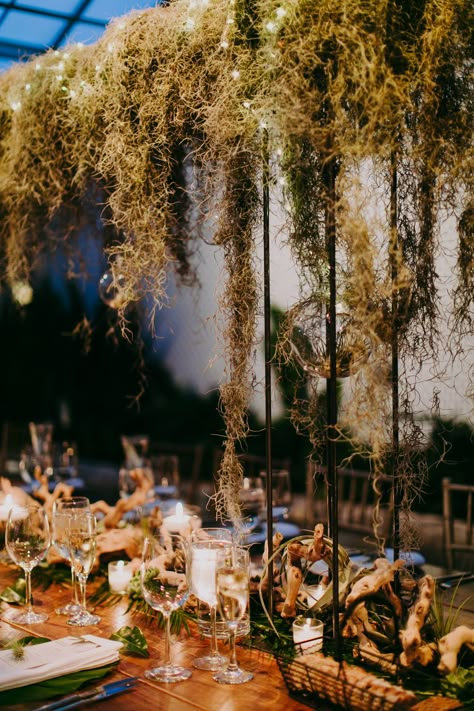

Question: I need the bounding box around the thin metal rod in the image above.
[324,155,341,660]
[390,152,401,563]
[262,130,274,617]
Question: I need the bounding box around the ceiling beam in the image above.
[0,1,107,27]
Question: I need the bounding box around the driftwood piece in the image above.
[260,531,284,592]
[90,468,153,528]
[281,565,303,618]
[287,524,327,566]
[30,467,75,515]
[400,575,435,667]
[438,625,474,675]
[343,601,397,674]
[279,524,328,618]
[47,525,143,571]
[345,558,405,607]
[290,652,417,710]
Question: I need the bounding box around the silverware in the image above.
[440,573,474,589]
[36,677,139,711]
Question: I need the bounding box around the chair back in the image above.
[442,477,474,570]
[306,462,394,547]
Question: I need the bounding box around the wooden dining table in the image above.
[0,561,472,711]
[0,562,310,711]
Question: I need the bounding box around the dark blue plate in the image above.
[246,521,301,545]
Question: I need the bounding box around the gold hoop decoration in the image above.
[288,296,371,379]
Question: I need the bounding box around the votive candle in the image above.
[108,560,133,594]
[292,616,324,654]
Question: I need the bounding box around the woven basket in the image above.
[277,652,418,711]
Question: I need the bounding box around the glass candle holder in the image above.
[292,616,324,654]
[108,560,133,594]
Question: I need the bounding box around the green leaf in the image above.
[15,636,50,647]
[110,625,149,657]
[0,663,118,705]
[0,577,26,604]
[2,636,50,660]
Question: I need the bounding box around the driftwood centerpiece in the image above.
[261,523,473,710]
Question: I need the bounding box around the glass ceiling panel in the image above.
[14,0,81,12]
[0,0,159,70]
[84,0,158,22]
[0,10,64,47]
[61,20,105,47]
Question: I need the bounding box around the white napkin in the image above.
[0,635,122,691]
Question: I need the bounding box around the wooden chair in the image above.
[148,440,205,505]
[442,477,474,570]
[306,461,394,549]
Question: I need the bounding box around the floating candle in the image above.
[162,502,201,535]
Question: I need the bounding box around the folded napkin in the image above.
[0,635,122,691]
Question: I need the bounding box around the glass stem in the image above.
[71,568,79,604]
[77,575,87,611]
[227,629,239,672]
[210,605,219,656]
[24,568,33,615]
[164,614,171,667]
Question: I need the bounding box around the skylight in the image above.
[0,0,159,72]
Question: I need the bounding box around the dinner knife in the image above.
[36,677,139,711]
[440,573,474,589]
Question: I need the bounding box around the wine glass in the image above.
[152,455,180,499]
[213,546,253,684]
[140,533,192,683]
[190,527,233,671]
[67,512,100,626]
[5,503,50,624]
[52,496,91,615]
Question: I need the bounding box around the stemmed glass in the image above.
[213,546,253,684]
[67,512,100,626]
[52,496,91,615]
[190,528,233,671]
[5,503,50,624]
[140,533,192,683]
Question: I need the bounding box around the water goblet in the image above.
[52,496,91,615]
[5,503,50,624]
[191,527,233,671]
[140,533,192,682]
[67,512,100,626]
[213,546,253,684]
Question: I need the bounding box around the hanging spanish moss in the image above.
[0,0,471,532]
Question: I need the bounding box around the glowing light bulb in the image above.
[99,269,127,309]
[11,281,33,305]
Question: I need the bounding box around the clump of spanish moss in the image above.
[0,0,472,533]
